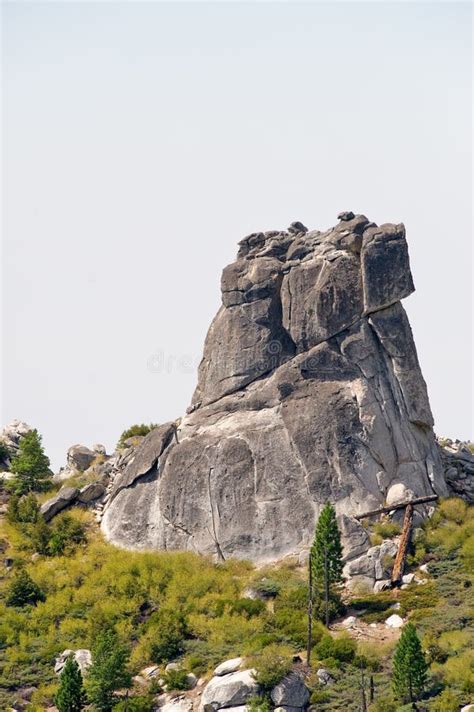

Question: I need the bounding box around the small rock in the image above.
[341,616,358,628]
[200,669,258,710]
[55,649,92,675]
[337,211,355,221]
[461,705,474,712]
[402,573,415,585]
[214,658,243,676]
[386,483,414,507]
[390,602,401,610]
[373,580,391,593]
[67,444,96,472]
[77,481,106,504]
[186,673,198,689]
[288,221,308,235]
[140,665,159,678]
[161,700,193,712]
[419,563,430,574]
[92,443,106,455]
[369,623,378,628]
[271,672,310,706]
[41,487,79,522]
[316,668,333,685]
[417,578,428,585]
[385,614,404,628]
[165,662,181,672]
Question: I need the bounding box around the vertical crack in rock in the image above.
[207,467,225,561]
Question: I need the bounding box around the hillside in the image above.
[0,481,472,711]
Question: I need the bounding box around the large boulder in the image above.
[102,216,446,562]
[67,445,96,472]
[41,487,78,522]
[270,673,310,707]
[77,482,105,504]
[200,669,258,711]
[214,658,244,676]
[54,649,92,675]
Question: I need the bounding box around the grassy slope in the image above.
[0,497,472,711]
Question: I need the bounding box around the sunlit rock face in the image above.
[102,214,447,562]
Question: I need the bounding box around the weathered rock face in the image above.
[102,215,447,562]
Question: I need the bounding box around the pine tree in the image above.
[392,623,428,703]
[310,502,343,626]
[10,429,51,494]
[6,569,45,607]
[85,627,131,711]
[55,655,84,712]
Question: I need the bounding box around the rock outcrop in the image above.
[438,437,474,502]
[102,215,447,562]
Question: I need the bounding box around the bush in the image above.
[149,609,188,663]
[250,644,293,691]
[247,695,271,712]
[117,424,157,449]
[231,598,266,618]
[6,569,45,607]
[29,513,87,556]
[429,688,462,712]
[373,520,401,540]
[7,493,40,524]
[315,634,357,663]
[251,578,281,598]
[163,668,192,691]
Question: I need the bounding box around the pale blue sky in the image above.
[2,1,472,468]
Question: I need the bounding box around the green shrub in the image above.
[163,668,192,691]
[250,644,292,691]
[310,689,331,704]
[231,598,266,617]
[117,424,158,449]
[6,569,45,607]
[428,688,462,712]
[251,578,281,598]
[149,609,188,663]
[7,493,40,523]
[315,634,357,663]
[247,695,271,712]
[373,520,401,540]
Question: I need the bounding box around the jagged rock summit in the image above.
[102,214,447,562]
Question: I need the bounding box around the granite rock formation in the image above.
[102,214,447,562]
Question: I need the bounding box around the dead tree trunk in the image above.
[354,495,437,520]
[391,503,414,585]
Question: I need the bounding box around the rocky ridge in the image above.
[100,214,448,563]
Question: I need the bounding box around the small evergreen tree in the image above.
[55,655,84,712]
[10,429,51,494]
[392,623,428,703]
[85,627,131,711]
[6,569,45,607]
[310,502,343,626]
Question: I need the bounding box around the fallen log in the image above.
[354,494,438,520]
[391,503,414,585]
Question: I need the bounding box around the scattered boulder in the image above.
[373,580,391,593]
[386,483,414,507]
[288,221,308,234]
[41,487,79,522]
[92,443,106,455]
[77,482,105,504]
[341,616,358,628]
[316,669,334,685]
[214,658,243,676]
[270,672,310,707]
[54,649,92,675]
[385,614,404,629]
[67,445,96,472]
[200,669,258,711]
[337,211,355,221]
[402,573,415,585]
[161,700,193,712]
